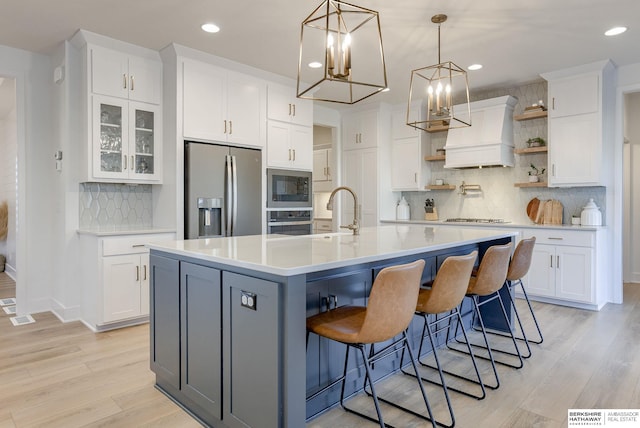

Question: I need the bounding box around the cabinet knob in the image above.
[123,73,127,90]
[130,75,135,91]
[224,120,227,134]
[292,104,296,117]
[229,120,232,135]
[123,155,127,170]
[136,265,140,281]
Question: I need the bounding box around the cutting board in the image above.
[526,198,540,222]
[542,199,563,225]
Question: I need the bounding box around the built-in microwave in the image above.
[266,169,312,208]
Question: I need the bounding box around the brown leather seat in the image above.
[306,259,437,428]
[406,251,483,426]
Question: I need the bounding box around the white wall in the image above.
[0,80,17,276]
[0,44,55,315]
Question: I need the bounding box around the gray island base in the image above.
[147,225,517,427]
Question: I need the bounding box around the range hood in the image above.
[444,95,518,169]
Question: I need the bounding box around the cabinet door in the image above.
[525,244,556,298]
[226,72,263,146]
[128,55,162,104]
[291,125,313,170]
[548,73,599,118]
[93,96,129,180]
[150,254,180,389]
[91,46,129,99]
[103,254,141,323]
[267,83,313,126]
[357,110,379,149]
[183,60,227,142]
[555,246,593,303]
[342,110,378,151]
[180,262,222,419]
[140,253,150,316]
[342,148,378,227]
[266,120,292,168]
[313,149,329,182]
[548,112,600,186]
[391,138,420,190]
[392,107,419,140]
[130,102,161,181]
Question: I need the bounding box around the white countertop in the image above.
[77,226,176,236]
[380,219,605,231]
[147,224,517,276]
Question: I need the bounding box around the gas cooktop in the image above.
[444,218,509,224]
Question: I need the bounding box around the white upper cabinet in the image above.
[91,45,162,105]
[267,121,313,170]
[92,96,162,182]
[267,83,313,126]
[183,59,265,147]
[342,109,379,150]
[390,106,430,191]
[73,32,164,184]
[542,60,614,187]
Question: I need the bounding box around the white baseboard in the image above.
[3,264,16,281]
[50,298,81,323]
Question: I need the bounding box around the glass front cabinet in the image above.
[93,95,161,182]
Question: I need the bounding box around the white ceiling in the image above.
[0,0,639,106]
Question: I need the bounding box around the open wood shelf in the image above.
[425,125,449,133]
[514,110,548,121]
[514,146,548,155]
[514,181,548,188]
[425,184,456,190]
[424,154,446,161]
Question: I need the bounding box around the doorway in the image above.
[0,76,17,282]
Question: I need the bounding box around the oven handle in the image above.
[268,221,313,226]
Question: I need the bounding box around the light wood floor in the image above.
[1,272,639,427]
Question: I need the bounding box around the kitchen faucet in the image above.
[327,186,360,235]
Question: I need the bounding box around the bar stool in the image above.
[449,243,523,389]
[306,259,436,428]
[505,237,543,346]
[401,251,482,428]
[470,237,542,360]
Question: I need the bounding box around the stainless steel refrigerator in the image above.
[184,141,262,239]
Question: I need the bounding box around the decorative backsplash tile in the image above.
[79,183,152,227]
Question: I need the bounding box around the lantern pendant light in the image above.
[297,0,388,104]
[407,14,471,131]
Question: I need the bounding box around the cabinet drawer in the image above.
[521,229,594,247]
[102,233,175,256]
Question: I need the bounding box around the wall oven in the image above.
[267,169,312,208]
[267,210,313,235]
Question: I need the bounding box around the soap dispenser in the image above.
[396,197,410,221]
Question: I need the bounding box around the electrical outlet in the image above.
[240,291,257,311]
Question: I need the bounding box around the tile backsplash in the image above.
[79,183,152,227]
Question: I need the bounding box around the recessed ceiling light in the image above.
[468,64,483,71]
[308,62,322,69]
[201,23,220,33]
[605,26,627,36]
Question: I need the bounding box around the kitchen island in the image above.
[147,225,516,428]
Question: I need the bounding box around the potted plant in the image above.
[526,137,546,148]
[528,163,546,182]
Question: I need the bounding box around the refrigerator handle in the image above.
[225,154,233,236]
[231,154,238,236]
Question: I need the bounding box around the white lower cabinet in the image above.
[102,253,149,323]
[80,232,174,330]
[522,228,603,308]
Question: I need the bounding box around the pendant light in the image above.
[297,0,388,104]
[407,14,471,131]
